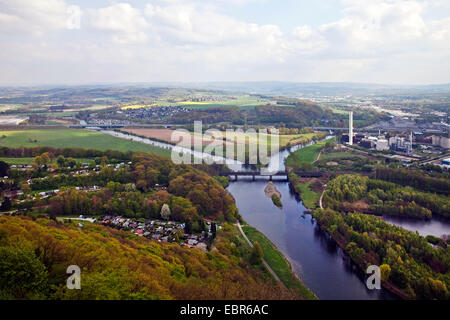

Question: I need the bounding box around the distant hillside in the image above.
[169,99,331,127]
[0,216,300,300]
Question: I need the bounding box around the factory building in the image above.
[432,136,450,150]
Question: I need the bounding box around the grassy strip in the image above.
[285,138,334,167]
[0,129,171,157]
[242,225,317,300]
[297,182,321,209]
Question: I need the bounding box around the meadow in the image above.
[0,129,171,157]
[285,137,335,167]
[294,181,321,209]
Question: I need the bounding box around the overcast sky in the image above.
[0,0,449,85]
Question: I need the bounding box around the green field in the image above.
[242,225,317,299]
[0,157,35,165]
[296,182,321,209]
[0,157,97,165]
[0,129,171,157]
[285,137,334,167]
[157,95,270,110]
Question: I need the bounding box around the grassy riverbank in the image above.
[241,224,317,300]
[285,137,335,168]
[295,181,321,209]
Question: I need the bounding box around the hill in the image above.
[0,216,301,300]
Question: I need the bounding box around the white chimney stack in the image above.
[349,111,353,146]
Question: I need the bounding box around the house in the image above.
[187,239,198,246]
[4,190,24,199]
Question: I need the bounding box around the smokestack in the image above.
[349,111,353,146]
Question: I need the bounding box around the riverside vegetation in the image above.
[0,146,312,300]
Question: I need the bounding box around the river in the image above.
[383,216,450,238]
[101,130,446,299]
[226,140,397,300]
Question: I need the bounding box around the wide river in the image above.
[226,141,397,300]
[103,130,448,299]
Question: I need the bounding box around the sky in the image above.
[0,0,449,85]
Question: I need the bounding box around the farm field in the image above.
[121,128,319,152]
[121,95,271,110]
[0,116,29,125]
[0,129,171,157]
[120,128,224,147]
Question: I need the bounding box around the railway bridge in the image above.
[221,171,323,181]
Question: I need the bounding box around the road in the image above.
[59,217,97,223]
[236,221,283,285]
[419,153,450,165]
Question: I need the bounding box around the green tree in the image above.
[250,242,263,265]
[0,246,49,299]
[380,264,391,281]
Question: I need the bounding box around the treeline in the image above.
[168,102,330,127]
[0,146,134,161]
[0,216,297,300]
[49,187,209,233]
[314,208,450,300]
[375,167,450,196]
[367,179,450,219]
[16,151,239,223]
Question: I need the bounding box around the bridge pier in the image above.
[252,175,256,181]
[235,175,238,181]
[269,175,272,181]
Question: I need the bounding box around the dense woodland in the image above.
[167,102,331,127]
[1,150,239,230]
[314,208,450,299]
[317,169,450,300]
[324,173,450,220]
[374,167,450,196]
[0,216,299,300]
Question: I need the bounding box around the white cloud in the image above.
[0,0,449,84]
[145,1,282,46]
[0,0,69,35]
[89,3,150,44]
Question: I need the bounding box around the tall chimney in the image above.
[349,111,353,146]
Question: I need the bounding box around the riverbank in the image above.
[240,223,317,300]
[311,209,408,300]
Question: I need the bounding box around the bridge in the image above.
[221,171,323,181]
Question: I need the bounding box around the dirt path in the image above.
[313,151,322,164]
[319,189,325,209]
[236,221,283,285]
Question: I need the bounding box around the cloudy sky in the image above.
[0,0,449,85]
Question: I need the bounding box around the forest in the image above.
[374,167,450,196]
[168,102,331,127]
[0,216,300,300]
[2,149,239,229]
[323,174,450,219]
[313,208,450,299]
